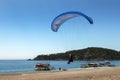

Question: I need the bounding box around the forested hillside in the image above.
[34,47,120,60]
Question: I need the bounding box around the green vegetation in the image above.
[34,47,120,60]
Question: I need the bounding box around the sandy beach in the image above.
[0,67,120,80]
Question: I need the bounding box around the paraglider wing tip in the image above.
[90,21,93,24]
[89,16,94,24]
[53,30,57,32]
[51,25,58,32]
[51,28,58,32]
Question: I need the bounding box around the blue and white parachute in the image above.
[51,11,93,32]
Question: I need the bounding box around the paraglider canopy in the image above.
[51,11,93,32]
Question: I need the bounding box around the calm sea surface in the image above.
[0,60,120,74]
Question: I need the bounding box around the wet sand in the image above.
[0,67,120,80]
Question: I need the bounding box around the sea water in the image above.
[0,60,120,74]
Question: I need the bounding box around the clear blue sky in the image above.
[0,0,120,59]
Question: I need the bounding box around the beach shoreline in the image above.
[0,67,120,80]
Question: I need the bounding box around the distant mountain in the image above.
[33,47,120,60]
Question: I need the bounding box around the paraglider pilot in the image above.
[68,54,74,64]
